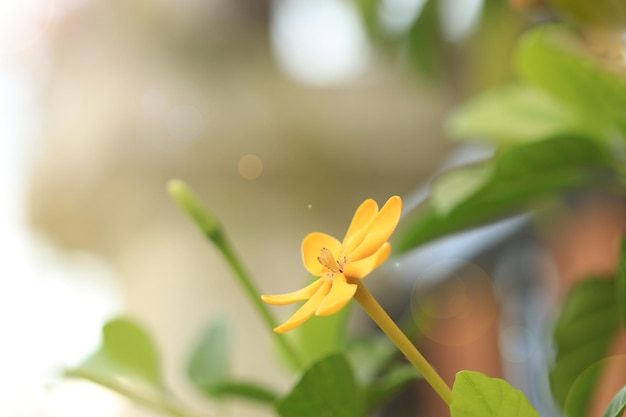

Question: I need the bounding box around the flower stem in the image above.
[216,238,304,369]
[168,180,304,369]
[354,281,452,406]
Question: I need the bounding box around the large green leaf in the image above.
[187,316,230,395]
[276,353,363,417]
[72,317,162,388]
[450,370,539,417]
[395,134,613,252]
[602,383,626,417]
[618,239,626,326]
[515,24,626,139]
[447,83,603,145]
[209,382,278,404]
[550,278,620,417]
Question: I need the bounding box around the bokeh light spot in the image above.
[238,154,264,180]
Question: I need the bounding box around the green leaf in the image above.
[618,239,626,326]
[447,83,602,145]
[602,383,626,417]
[290,304,350,369]
[395,134,613,252]
[550,278,620,417]
[364,365,420,412]
[407,0,445,79]
[72,317,162,387]
[450,370,539,417]
[187,316,230,396]
[210,381,278,404]
[276,353,362,417]
[515,24,626,138]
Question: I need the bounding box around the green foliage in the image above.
[450,370,539,417]
[187,315,278,404]
[447,83,595,144]
[364,364,420,411]
[72,317,163,388]
[276,354,363,417]
[550,279,620,417]
[290,304,350,369]
[602,383,626,417]
[395,134,613,252]
[407,0,445,79]
[516,24,626,139]
[618,240,626,326]
[187,316,230,395]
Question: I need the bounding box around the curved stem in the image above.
[353,281,452,406]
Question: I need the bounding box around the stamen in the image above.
[317,247,339,273]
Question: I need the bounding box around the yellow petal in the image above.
[261,278,325,306]
[302,232,341,276]
[315,274,357,316]
[342,199,378,245]
[348,196,401,261]
[343,242,391,279]
[273,280,332,333]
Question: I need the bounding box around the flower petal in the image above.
[342,199,378,245]
[261,278,325,306]
[315,274,357,316]
[273,280,332,333]
[343,242,391,279]
[302,232,341,276]
[348,196,401,261]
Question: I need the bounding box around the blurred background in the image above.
[1,0,624,417]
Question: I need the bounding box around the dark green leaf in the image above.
[450,370,539,417]
[276,353,362,417]
[364,365,420,412]
[395,134,613,252]
[447,83,603,145]
[618,239,626,326]
[602,383,626,417]
[73,317,162,388]
[550,278,620,417]
[515,24,626,138]
[187,316,230,396]
[210,381,278,404]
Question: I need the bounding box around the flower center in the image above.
[317,247,347,277]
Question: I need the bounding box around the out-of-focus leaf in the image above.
[550,278,619,417]
[290,300,350,369]
[364,364,420,412]
[618,239,626,326]
[72,317,162,388]
[602,383,626,417]
[210,382,278,404]
[450,370,539,417]
[346,334,399,383]
[516,24,626,138]
[187,316,230,396]
[395,134,613,252]
[407,0,445,79]
[447,83,603,145]
[276,353,362,417]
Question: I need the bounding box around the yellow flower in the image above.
[262,196,402,333]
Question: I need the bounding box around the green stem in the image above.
[353,282,452,406]
[167,180,303,369]
[65,368,212,417]
[215,236,304,369]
